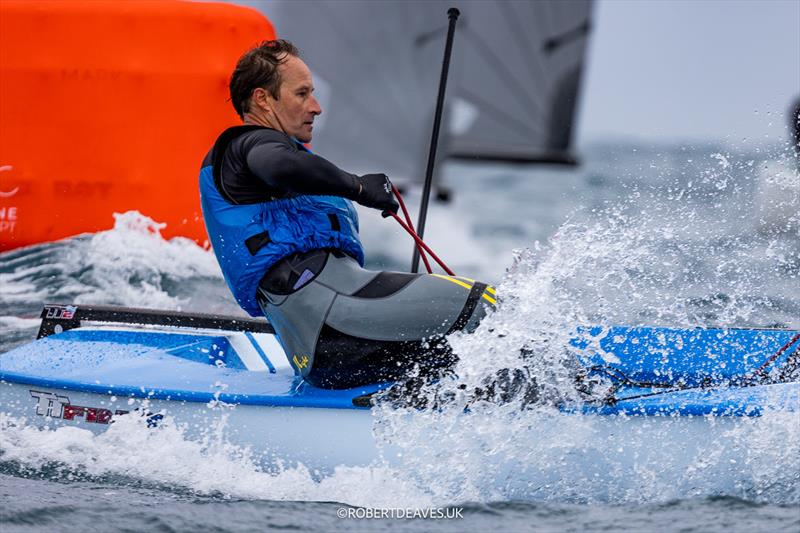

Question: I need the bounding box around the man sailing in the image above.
[200,40,492,389]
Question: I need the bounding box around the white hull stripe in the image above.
[227,333,269,372]
[245,331,276,373]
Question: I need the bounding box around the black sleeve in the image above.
[245,137,360,199]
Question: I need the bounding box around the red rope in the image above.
[391,185,432,274]
[387,186,455,276]
[389,212,455,275]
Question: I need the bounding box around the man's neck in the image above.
[242,110,284,133]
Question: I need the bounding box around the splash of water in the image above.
[370,149,799,505]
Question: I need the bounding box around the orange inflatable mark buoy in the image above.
[0,1,275,251]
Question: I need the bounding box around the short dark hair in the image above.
[229,39,300,119]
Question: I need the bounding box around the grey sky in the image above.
[578,0,800,144]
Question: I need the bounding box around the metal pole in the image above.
[411,7,460,273]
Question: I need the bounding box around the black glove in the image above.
[356,173,399,215]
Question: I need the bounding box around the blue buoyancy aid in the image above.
[199,126,364,316]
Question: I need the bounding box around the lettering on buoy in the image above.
[0,165,18,198]
[53,181,113,198]
[0,206,17,233]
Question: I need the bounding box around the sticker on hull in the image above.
[29,390,128,424]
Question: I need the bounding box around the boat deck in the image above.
[0,327,385,409]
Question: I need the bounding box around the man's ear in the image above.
[252,88,273,113]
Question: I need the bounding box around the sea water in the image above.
[1,141,798,532]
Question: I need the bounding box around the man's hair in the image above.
[229,39,300,119]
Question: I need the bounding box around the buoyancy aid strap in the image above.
[211,125,271,204]
[245,231,271,255]
[243,214,345,257]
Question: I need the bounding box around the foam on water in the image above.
[0,411,431,508]
[0,212,223,315]
[1,404,797,507]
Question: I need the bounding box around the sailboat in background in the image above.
[249,0,593,195]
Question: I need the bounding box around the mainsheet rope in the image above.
[386,185,455,276]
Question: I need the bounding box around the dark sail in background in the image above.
[239,0,593,183]
[443,0,592,165]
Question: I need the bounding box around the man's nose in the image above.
[310,95,322,115]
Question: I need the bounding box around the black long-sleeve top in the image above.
[202,127,360,204]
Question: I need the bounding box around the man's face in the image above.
[270,55,321,143]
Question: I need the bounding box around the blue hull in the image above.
[1,313,797,417]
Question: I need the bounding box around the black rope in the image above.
[582,333,800,406]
